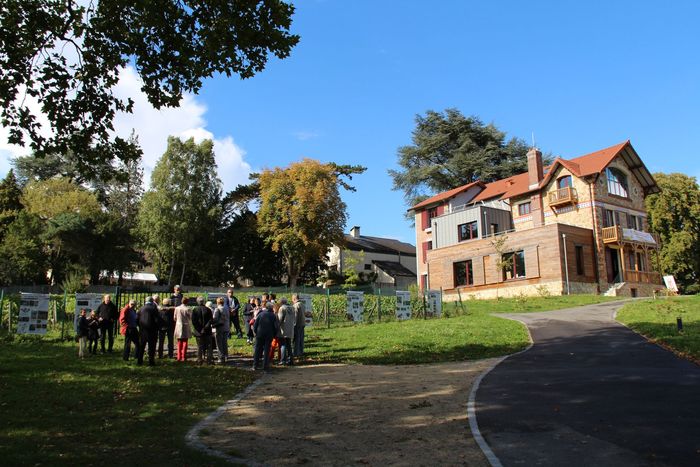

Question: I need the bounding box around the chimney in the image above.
[527,147,544,189]
[350,226,360,238]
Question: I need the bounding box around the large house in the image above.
[327,226,417,289]
[410,141,663,299]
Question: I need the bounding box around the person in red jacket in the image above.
[119,299,139,362]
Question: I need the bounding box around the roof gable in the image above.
[410,181,484,211]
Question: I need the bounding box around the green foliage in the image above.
[617,296,700,363]
[257,159,366,287]
[645,173,700,291]
[0,169,23,241]
[0,211,47,285]
[390,109,532,209]
[0,0,299,180]
[138,137,222,285]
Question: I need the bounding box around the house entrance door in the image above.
[606,247,621,283]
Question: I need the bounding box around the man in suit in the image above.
[191,296,214,364]
[224,287,242,338]
[137,296,162,366]
[96,294,118,353]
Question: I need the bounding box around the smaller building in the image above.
[327,226,417,289]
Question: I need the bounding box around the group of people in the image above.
[76,286,309,370]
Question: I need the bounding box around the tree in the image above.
[0,1,299,180]
[0,211,47,285]
[645,173,700,291]
[390,108,532,209]
[0,169,23,241]
[257,159,366,287]
[138,136,222,284]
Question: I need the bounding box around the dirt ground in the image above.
[199,360,496,466]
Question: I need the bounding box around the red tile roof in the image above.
[411,181,484,210]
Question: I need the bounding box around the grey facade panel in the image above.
[433,206,513,249]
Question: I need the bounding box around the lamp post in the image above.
[562,233,570,295]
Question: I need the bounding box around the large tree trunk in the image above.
[287,257,301,288]
[180,250,187,286]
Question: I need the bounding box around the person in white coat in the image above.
[277,297,295,366]
[173,297,192,361]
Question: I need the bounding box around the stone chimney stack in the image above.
[350,226,361,238]
[527,147,544,189]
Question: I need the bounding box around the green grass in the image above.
[444,293,619,314]
[616,295,700,363]
[0,331,255,466]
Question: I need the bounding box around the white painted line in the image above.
[185,373,270,466]
[467,314,535,467]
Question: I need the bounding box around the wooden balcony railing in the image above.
[625,270,663,285]
[548,186,578,207]
[602,225,622,243]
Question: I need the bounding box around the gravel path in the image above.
[198,360,497,466]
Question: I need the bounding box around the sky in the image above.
[1,0,699,245]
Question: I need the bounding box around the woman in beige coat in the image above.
[174,297,192,361]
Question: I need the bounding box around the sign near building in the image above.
[395,291,411,320]
[18,293,50,335]
[299,294,313,327]
[74,294,104,334]
[427,290,442,317]
[347,291,364,322]
[663,275,678,293]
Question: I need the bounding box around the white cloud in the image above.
[0,66,251,194]
[292,130,320,141]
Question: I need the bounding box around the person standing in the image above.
[212,297,228,364]
[292,294,307,357]
[119,299,139,362]
[173,297,192,361]
[243,297,255,344]
[77,309,89,358]
[87,310,100,355]
[157,297,175,359]
[137,296,162,366]
[96,294,118,353]
[252,303,279,371]
[277,298,295,366]
[170,285,184,307]
[224,288,243,338]
[191,297,214,364]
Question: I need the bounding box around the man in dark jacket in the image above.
[119,299,139,362]
[224,288,242,338]
[191,296,214,364]
[170,284,184,307]
[252,303,279,370]
[96,294,118,353]
[157,296,175,359]
[137,296,162,366]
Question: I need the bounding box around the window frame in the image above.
[606,167,629,198]
[518,202,531,216]
[502,250,526,280]
[457,221,479,242]
[557,175,573,189]
[453,260,474,287]
[575,245,584,276]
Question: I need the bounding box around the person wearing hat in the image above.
[119,299,139,362]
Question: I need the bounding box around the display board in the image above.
[426,290,442,317]
[663,275,678,293]
[74,293,104,334]
[395,291,411,320]
[346,291,364,322]
[299,294,313,327]
[17,293,50,335]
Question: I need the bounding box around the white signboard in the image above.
[663,275,678,293]
[299,294,313,327]
[74,293,104,333]
[427,290,442,317]
[395,291,411,320]
[18,293,50,335]
[347,291,364,322]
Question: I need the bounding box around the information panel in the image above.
[347,291,364,322]
[17,293,50,335]
[395,291,411,320]
[74,293,104,334]
[299,294,313,327]
[427,290,442,317]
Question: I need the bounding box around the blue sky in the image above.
[2,1,699,245]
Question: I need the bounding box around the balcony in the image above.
[602,226,622,243]
[602,226,658,247]
[625,270,662,285]
[548,186,578,207]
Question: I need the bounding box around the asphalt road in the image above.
[475,301,700,467]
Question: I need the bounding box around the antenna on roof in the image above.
[531,132,537,149]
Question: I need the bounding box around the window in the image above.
[606,167,629,198]
[503,250,526,280]
[604,209,621,228]
[557,175,573,189]
[420,274,428,290]
[428,207,438,222]
[490,223,499,236]
[518,202,531,216]
[453,260,474,287]
[575,246,584,275]
[421,241,432,264]
[364,264,372,271]
[636,252,646,271]
[628,214,643,231]
[458,221,478,241]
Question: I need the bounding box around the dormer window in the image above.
[606,167,629,198]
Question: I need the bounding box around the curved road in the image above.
[476,301,700,467]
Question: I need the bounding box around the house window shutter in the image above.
[421,210,429,229]
[437,204,445,216]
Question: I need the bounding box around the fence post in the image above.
[0,289,4,328]
[423,290,427,320]
[377,288,381,322]
[325,288,330,329]
[61,290,67,340]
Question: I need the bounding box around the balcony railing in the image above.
[602,226,659,247]
[625,270,662,285]
[548,186,578,207]
[602,225,622,243]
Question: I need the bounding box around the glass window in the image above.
[364,264,372,271]
[503,250,526,280]
[518,202,531,216]
[606,167,629,198]
[575,246,584,275]
[458,221,478,241]
[557,175,573,189]
[453,260,474,287]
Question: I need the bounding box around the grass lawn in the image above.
[616,295,700,363]
[0,332,255,466]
